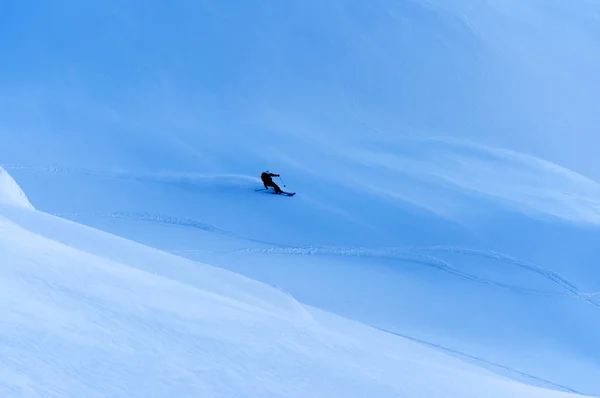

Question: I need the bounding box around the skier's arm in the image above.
[269,173,280,177]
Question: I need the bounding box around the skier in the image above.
[261,171,283,194]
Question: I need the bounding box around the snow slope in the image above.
[2,0,600,395]
[0,167,33,209]
[0,171,588,397]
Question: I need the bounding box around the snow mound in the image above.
[0,167,33,209]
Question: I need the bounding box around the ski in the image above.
[257,188,295,196]
[269,191,295,196]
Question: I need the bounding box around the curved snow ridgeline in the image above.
[0,167,33,209]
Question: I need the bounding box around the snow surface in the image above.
[0,167,33,209]
[0,181,587,397]
[2,0,600,396]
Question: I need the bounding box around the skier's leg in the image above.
[271,182,283,193]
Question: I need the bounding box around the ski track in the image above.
[235,246,599,308]
[1,164,261,188]
[8,164,598,307]
[53,211,288,248]
[414,246,600,308]
[54,211,231,235]
[378,327,583,395]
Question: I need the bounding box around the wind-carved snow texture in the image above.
[0,167,34,209]
[339,137,600,225]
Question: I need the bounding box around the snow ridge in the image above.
[0,167,33,209]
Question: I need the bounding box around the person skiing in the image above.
[261,171,283,194]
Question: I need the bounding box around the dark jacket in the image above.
[261,172,279,185]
